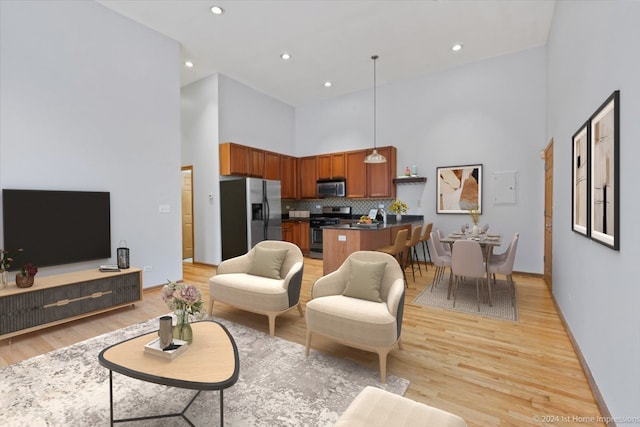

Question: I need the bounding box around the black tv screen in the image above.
[2,189,111,269]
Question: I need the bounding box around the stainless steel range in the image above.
[309,206,352,259]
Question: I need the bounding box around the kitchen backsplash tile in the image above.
[283,198,394,216]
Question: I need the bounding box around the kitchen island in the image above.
[321,219,422,275]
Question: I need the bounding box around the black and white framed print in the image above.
[572,122,590,236]
[589,90,620,250]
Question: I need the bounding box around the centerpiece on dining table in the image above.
[160,281,205,344]
[467,206,481,238]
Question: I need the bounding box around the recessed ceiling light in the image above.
[184,61,194,68]
[280,52,291,60]
[324,81,332,88]
[451,43,463,52]
[210,6,224,15]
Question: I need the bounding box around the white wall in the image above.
[0,0,182,287]
[181,74,295,265]
[296,48,547,274]
[218,75,296,155]
[547,1,640,422]
[181,75,220,266]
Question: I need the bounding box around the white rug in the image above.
[413,275,519,321]
[1,316,409,426]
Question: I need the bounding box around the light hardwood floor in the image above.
[1,258,604,426]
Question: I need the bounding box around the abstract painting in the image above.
[436,164,483,214]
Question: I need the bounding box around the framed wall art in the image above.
[436,164,482,214]
[572,121,590,236]
[589,90,619,250]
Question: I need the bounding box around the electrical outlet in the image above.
[417,199,422,207]
[378,204,384,209]
[143,265,152,272]
[315,205,321,209]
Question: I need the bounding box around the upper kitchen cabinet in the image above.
[220,142,250,176]
[317,153,345,179]
[263,150,281,181]
[345,146,396,198]
[219,142,265,177]
[248,147,264,177]
[367,146,396,198]
[299,156,318,199]
[280,155,298,199]
[345,150,367,198]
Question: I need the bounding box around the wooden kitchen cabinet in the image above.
[280,155,298,199]
[299,156,318,199]
[281,220,310,255]
[367,146,396,198]
[298,220,310,254]
[282,221,294,243]
[264,150,281,180]
[345,150,367,198]
[248,147,264,177]
[345,146,396,198]
[317,153,345,179]
[219,142,266,178]
[220,142,250,176]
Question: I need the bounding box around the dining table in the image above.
[439,232,503,306]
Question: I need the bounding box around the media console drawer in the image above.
[0,268,142,340]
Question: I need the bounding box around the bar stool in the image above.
[376,228,409,287]
[418,222,433,270]
[404,225,422,282]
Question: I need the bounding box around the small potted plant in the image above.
[16,263,38,288]
[388,199,408,222]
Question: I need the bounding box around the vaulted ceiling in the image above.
[99,0,555,106]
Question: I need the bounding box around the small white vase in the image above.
[396,214,402,222]
[471,224,480,238]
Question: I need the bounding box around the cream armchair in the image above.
[305,251,405,383]
[208,240,304,336]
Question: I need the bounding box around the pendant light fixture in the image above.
[364,54,387,164]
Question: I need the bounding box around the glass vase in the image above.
[173,309,193,344]
[1,270,8,289]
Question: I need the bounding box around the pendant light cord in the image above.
[372,55,378,150]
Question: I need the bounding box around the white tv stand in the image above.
[0,267,142,341]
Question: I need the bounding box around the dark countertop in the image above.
[321,217,423,230]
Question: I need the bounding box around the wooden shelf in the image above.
[393,176,427,184]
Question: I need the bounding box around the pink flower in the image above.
[180,285,200,305]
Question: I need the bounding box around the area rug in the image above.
[412,275,519,321]
[0,316,409,426]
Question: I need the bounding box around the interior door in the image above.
[544,140,553,289]
[181,167,194,261]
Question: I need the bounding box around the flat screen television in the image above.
[2,189,111,270]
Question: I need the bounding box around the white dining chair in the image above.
[488,233,519,307]
[436,229,452,256]
[429,231,452,297]
[451,240,488,311]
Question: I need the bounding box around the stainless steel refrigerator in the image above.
[220,178,282,260]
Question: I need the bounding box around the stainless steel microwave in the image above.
[317,178,346,198]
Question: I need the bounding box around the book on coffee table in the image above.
[144,337,189,360]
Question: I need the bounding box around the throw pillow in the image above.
[342,258,387,302]
[247,246,289,279]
